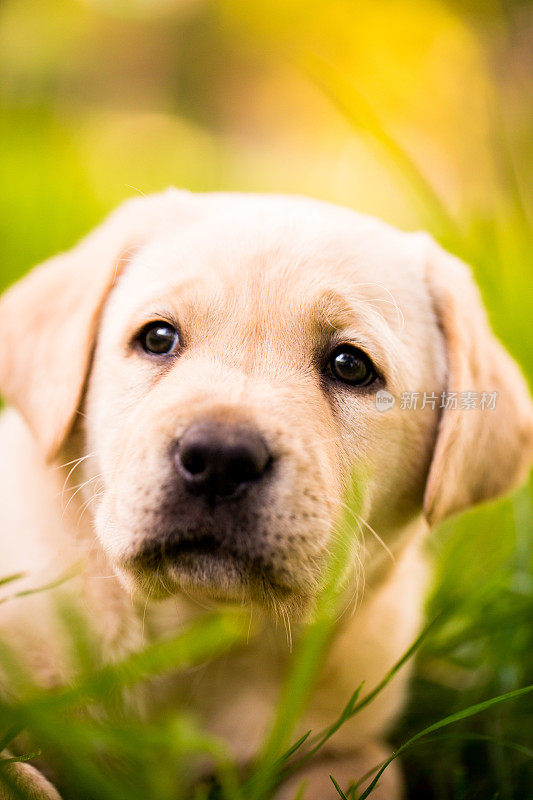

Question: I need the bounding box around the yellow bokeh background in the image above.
[2,0,531,368]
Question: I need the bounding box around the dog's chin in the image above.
[116,537,310,616]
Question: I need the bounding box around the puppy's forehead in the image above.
[116,194,425,323]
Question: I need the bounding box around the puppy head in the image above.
[1,191,531,612]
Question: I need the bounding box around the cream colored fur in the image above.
[0,190,532,799]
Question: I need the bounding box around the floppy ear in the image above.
[422,236,533,525]
[0,189,187,461]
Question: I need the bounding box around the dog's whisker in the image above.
[61,475,103,520]
[352,511,394,564]
[332,520,366,622]
[55,452,96,472]
[141,577,155,642]
[77,489,104,526]
[281,605,293,652]
[352,281,405,330]
[66,474,103,495]
[246,604,254,645]
[339,501,394,564]
[124,184,147,198]
[158,573,174,599]
[59,454,98,501]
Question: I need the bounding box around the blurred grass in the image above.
[0,494,530,800]
[0,0,532,798]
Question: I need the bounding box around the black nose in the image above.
[174,421,271,500]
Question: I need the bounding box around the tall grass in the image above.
[0,473,531,798]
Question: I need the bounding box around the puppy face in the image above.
[1,191,531,612]
[83,196,444,607]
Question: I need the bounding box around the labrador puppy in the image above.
[0,190,531,799]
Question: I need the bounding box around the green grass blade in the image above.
[0,611,249,724]
[330,774,350,799]
[273,730,313,770]
[347,613,444,717]
[291,780,308,800]
[245,477,365,800]
[358,684,533,799]
[279,683,364,781]
[420,732,533,759]
[0,724,24,755]
[283,612,443,780]
[0,574,26,589]
[0,566,80,607]
[0,752,41,766]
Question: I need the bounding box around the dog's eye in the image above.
[328,345,377,387]
[139,322,179,355]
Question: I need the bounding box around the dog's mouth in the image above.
[135,534,238,565]
[127,533,297,605]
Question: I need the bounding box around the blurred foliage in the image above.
[0,500,530,800]
[0,0,532,798]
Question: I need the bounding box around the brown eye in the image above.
[329,345,377,387]
[139,322,179,355]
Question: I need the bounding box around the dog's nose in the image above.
[174,421,271,500]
